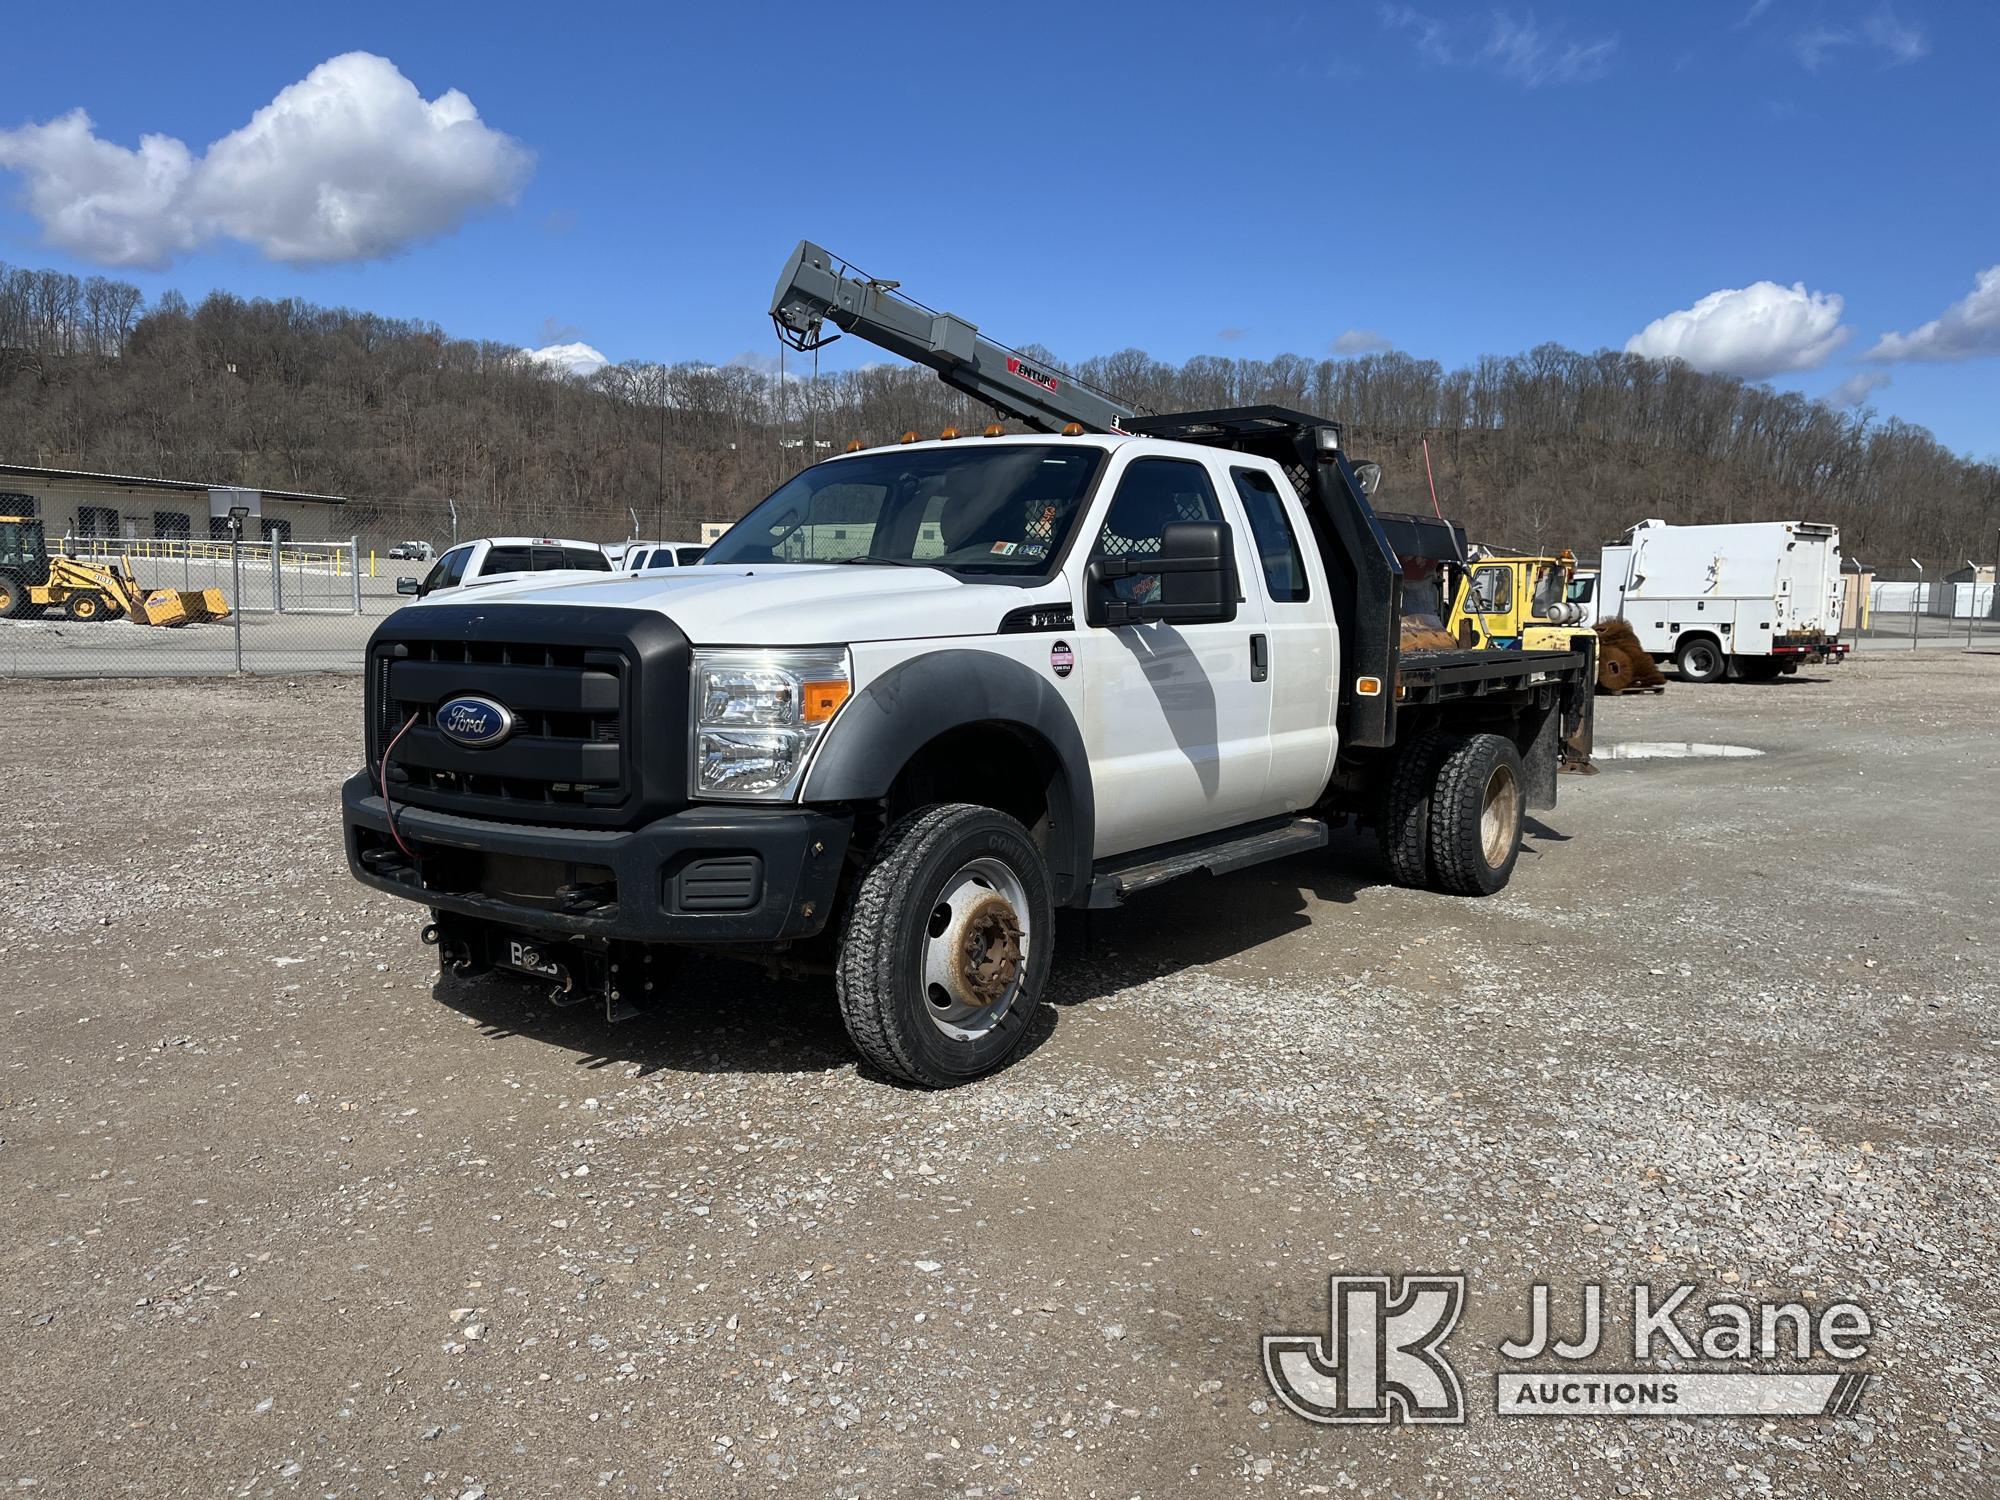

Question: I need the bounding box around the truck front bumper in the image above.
[341,772,852,946]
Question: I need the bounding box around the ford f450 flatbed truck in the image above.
[342,242,1595,1086]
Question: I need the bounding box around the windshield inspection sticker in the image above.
[990,540,1019,556]
[1050,641,1074,678]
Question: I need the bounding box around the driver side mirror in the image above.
[396,577,422,596]
[1086,520,1239,627]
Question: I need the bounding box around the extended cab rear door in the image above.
[1073,452,1274,857]
[1227,463,1336,812]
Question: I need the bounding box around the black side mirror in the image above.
[1087,520,1239,627]
[396,577,422,596]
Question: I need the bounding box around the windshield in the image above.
[705,444,1106,576]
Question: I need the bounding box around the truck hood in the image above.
[408,564,1052,645]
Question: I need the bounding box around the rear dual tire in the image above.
[1379,731,1525,896]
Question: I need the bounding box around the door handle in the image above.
[1250,633,1268,682]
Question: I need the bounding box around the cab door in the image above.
[1073,454,1273,858]
[1227,464,1336,812]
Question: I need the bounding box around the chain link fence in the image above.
[1850,576,2000,651]
[2,497,732,680]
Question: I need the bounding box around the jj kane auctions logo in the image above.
[1263,1276,1873,1423]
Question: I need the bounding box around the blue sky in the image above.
[1,0,1994,459]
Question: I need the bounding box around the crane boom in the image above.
[769,241,1136,435]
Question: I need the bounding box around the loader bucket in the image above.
[138,590,192,627]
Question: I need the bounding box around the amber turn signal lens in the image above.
[1354,676,1383,697]
[801,679,851,724]
[939,427,960,440]
[984,423,1005,438]
[899,430,919,444]
[1061,422,1085,436]
[845,438,864,453]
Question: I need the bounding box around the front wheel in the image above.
[64,589,109,622]
[1675,636,1726,683]
[1428,733,1526,896]
[836,803,1053,1087]
[0,573,25,619]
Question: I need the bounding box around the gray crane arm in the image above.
[769,241,1137,435]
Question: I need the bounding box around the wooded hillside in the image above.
[3,258,1994,565]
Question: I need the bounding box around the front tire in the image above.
[1428,733,1526,896]
[0,574,25,619]
[64,589,109,622]
[1675,636,1726,683]
[836,803,1053,1087]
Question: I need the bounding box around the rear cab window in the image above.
[482,545,533,576]
[1229,467,1310,603]
[562,547,611,571]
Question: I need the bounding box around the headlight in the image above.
[690,647,851,799]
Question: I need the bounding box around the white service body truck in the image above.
[1575,518,1849,681]
[342,245,1596,1086]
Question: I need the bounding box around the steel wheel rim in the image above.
[1479,763,1521,868]
[920,856,1031,1042]
[1688,644,1716,675]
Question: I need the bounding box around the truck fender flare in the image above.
[803,649,1094,903]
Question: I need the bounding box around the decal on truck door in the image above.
[1050,640,1075,678]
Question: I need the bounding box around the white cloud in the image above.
[1826,370,1891,407]
[1380,6,1616,87]
[1624,281,1851,378]
[1331,329,1394,356]
[1868,265,2000,363]
[1863,6,1928,63]
[522,341,609,377]
[1792,27,1854,71]
[0,53,531,267]
[1793,7,1928,71]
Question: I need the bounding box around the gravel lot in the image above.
[2,655,1994,1498]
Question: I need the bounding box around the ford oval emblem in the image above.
[436,694,516,749]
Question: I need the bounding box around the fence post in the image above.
[350,537,363,615]
[231,534,245,674]
[271,538,283,614]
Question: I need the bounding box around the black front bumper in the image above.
[342,771,851,945]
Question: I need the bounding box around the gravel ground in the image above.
[1,655,1994,1498]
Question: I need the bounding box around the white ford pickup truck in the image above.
[344,407,1595,1085]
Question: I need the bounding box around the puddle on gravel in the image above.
[1599,741,1765,760]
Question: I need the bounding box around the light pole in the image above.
[1909,558,1923,650]
[228,505,250,674]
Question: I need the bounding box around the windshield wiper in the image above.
[833,556,931,567]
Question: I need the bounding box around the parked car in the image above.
[625,541,709,571]
[386,541,434,562]
[396,537,613,599]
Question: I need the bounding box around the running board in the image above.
[1086,817,1329,909]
